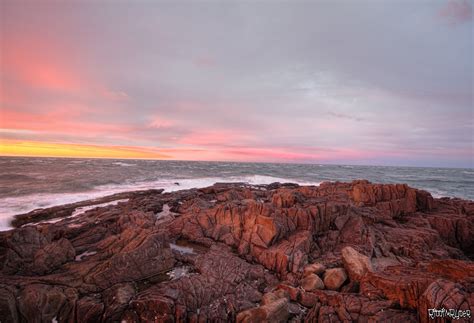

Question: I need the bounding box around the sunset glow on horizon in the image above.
[0,139,378,163]
[1,0,472,167]
[0,140,170,160]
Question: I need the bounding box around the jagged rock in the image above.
[425,259,474,281]
[303,263,326,277]
[0,285,18,322]
[237,298,290,323]
[303,291,419,322]
[85,232,176,289]
[76,295,104,322]
[341,246,373,281]
[418,279,473,323]
[0,181,471,322]
[33,238,76,274]
[301,273,325,291]
[261,290,289,305]
[323,268,347,290]
[17,284,78,322]
[102,283,136,320]
[126,245,269,321]
[360,267,434,309]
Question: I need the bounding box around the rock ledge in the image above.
[0,180,472,322]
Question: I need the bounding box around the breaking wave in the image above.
[0,174,320,231]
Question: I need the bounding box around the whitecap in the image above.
[70,199,129,218]
[0,175,321,232]
[113,162,136,167]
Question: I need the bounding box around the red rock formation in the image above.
[0,181,472,322]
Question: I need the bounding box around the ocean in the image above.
[0,156,473,230]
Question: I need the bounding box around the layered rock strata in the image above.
[0,180,472,322]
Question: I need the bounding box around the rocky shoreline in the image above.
[0,180,472,322]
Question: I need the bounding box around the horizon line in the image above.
[1,154,472,170]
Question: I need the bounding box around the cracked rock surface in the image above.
[0,180,472,322]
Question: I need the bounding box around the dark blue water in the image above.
[0,156,473,230]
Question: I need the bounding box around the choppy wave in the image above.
[0,157,472,232]
[0,174,36,181]
[113,162,136,167]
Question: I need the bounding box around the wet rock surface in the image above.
[0,180,472,322]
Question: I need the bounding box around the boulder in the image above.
[301,273,325,291]
[323,268,347,290]
[261,290,289,305]
[237,298,289,323]
[303,263,326,276]
[18,284,78,322]
[341,246,373,281]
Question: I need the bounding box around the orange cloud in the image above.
[0,138,412,164]
[0,139,170,159]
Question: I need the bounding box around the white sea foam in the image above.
[0,175,319,231]
[423,188,449,199]
[70,199,129,218]
[167,266,192,280]
[75,250,97,261]
[170,243,195,254]
[113,162,136,167]
[21,199,130,226]
[162,175,321,192]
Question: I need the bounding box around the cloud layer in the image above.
[1,0,472,167]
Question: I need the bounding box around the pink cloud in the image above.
[178,130,254,146]
[2,38,87,93]
[148,116,175,129]
[1,109,134,136]
[1,33,123,100]
[156,145,380,163]
[101,89,130,101]
[194,57,216,68]
[224,147,321,161]
[438,0,473,24]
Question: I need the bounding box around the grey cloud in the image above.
[1,0,472,167]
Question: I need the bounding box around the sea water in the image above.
[0,156,472,230]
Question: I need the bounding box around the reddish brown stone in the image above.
[341,246,373,281]
[301,274,325,291]
[303,263,326,277]
[323,268,347,291]
[0,181,471,322]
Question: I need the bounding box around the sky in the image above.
[0,0,473,167]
